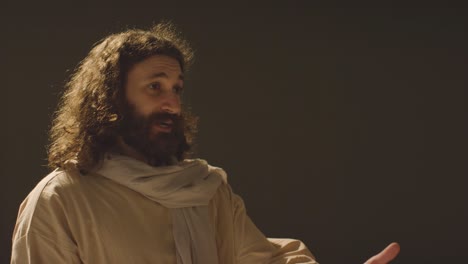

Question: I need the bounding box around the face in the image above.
[118,55,187,166]
[125,55,184,133]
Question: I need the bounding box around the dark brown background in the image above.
[1,2,467,263]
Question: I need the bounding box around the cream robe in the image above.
[11,169,317,263]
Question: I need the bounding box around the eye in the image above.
[173,85,184,95]
[148,82,161,91]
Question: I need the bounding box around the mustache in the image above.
[147,112,181,125]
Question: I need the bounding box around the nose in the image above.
[160,92,181,115]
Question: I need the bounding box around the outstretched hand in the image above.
[364,242,400,264]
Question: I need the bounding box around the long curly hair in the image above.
[48,22,197,172]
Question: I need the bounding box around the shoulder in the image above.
[13,167,113,237]
[200,161,244,206]
[16,168,87,213]
[12,169,84,256]
[21,168,97,204]
[15,167,109,226]
[211,178,247,214]
[20,169,76,206]
[20,168,120,219]
[40,169,80,191]
[33,167,115,199]
[12,170,76,240]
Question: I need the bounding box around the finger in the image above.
[365,242,400,264]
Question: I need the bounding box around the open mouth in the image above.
[152,119,174,133]
[159,120,173,128]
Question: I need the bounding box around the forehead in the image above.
[127,55,182,78]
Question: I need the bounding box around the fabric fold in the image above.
[92,153,226,264]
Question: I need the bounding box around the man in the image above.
[11,22,399,263]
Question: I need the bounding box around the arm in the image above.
[268,238,318,264]
[12,231,81,264]
[11,173,81,264]
[229,185,318,264]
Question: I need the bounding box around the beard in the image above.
[117,102,188,166]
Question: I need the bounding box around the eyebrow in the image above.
[149,72,184,81]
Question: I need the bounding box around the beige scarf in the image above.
[92,153,227,264]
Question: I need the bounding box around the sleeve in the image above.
[268,238,318,264]
[229,185,318,264]
[11,231,82,264]
[11,176,82,264]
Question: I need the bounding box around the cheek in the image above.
[137,104,155,117]
[127,95,158,116]
[175,97,182,106]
